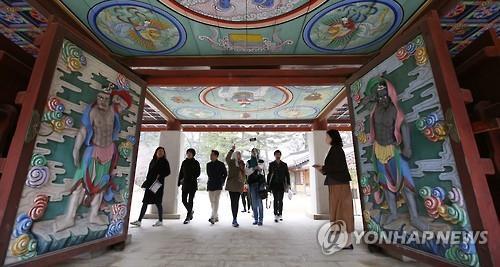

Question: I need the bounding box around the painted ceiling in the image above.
[148,85,343,120]
[441,0,499,56]
[0,0,47,55]
[57,0,429,56]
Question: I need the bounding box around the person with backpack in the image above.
[225,145,245,227]
[246,148,266,226]
[130,147,171,227]
[178,148,201,224]
[267,150,290,223]
[206,150,227,225]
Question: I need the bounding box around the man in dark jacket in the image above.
[206,150,227,224]
[267,150,291,223]
[178,148,201,224]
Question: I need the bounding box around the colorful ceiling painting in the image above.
[303,0,403,52]
[0,0,47,55]
[58,0,429,56]
[441,0,499,56]
[160,0,328,28]
[148,86,343,120]
[88,1,186,55]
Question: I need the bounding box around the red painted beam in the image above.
[179,120,311,125]
[141,126,168,132]
[182,126,312,132]
[0,158,5,173]
[138,68,359,77]
[145,69,350,86]
[122,55,373,68]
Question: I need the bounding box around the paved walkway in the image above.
[56,189,426,267]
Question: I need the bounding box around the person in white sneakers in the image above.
[267,150,290,223]
[206,150,227,224]
[130,147,171,227]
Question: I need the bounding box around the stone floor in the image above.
[55,190,427,267]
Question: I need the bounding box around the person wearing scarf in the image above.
[246,148,265,226]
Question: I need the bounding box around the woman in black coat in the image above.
[313,130,354,249]
[130,147,170,227]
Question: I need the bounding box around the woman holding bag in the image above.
[131,147,171,227]
[246,148,265,226]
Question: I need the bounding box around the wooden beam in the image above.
[144,91,177,122]
[311,119,327,130]
[167,120,181,131]
[316,89,348,121]
[182,126,312,132]
[328,125,352,131]
[141,126,168,132]
[141,120,167,124]
[137,68,359,77]
[455,46,500,75]
[443,30,455,43]
[0,158,5,173]
[472,118,500,134]
[121,55,373,68]
[328,119,351,124]
[453,28,500,69]
[15,91,26,105]
[0,52,32,106]
[180,119,311,125]
[0,34,34,67]
[479,158,496,176]
[460,88,473,104]
[144,68,353,86]
[147,76,346,86]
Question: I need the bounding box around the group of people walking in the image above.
[131,144,291,228]
[130,129,354,249]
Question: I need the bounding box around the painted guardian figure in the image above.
[366,76,429,232]
[55,83,131,232]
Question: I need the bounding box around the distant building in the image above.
[287,150,311,194]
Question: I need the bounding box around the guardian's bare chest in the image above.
[90,109,114,128]
[374,106,397,126]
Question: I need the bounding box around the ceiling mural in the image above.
[303,0,403,52]
[160,0,328,28]
[0,0,47,55]
[148,86,343,120]
[88,1,186,55]
[441,0,499,56]
[59,0,429,56]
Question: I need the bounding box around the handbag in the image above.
[149,179,162,194]
[258,182,268,199]
[258,167,268,199]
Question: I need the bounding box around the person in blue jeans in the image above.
[246,148,265,226]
